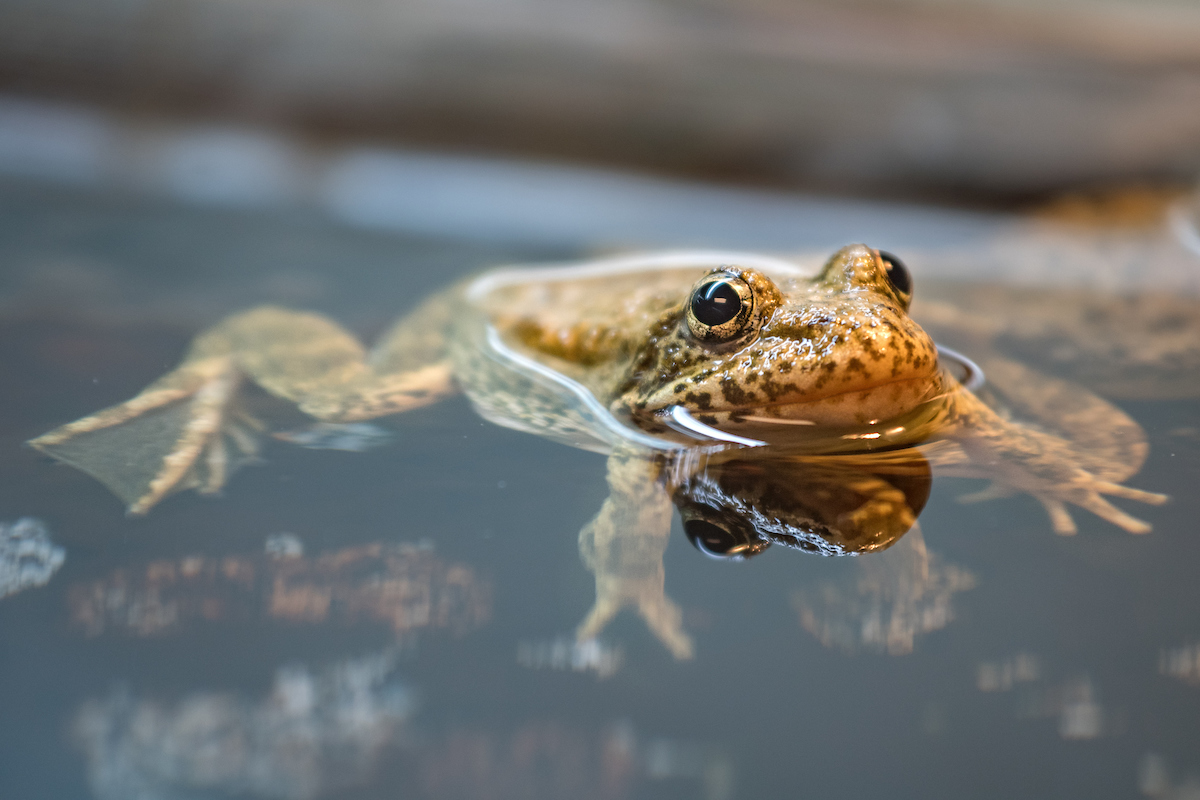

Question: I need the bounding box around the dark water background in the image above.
[2,178,1199,800]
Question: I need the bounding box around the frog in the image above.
[675,447,977,656]
[29,244,1169,659]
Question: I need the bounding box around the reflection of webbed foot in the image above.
[29,357,259,514]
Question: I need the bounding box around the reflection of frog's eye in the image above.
[684,517,770,560]
[687,273,754,344]
[877,250,913,299]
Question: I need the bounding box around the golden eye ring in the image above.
[686,272,755,343]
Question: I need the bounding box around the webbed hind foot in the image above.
[29,357,256,514]
[1031,478,1168,536]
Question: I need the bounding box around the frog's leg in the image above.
[935,359,1167,535]
[229,306,455,424]
[576,450,694,659]
[30,301,457,514]
[29,347,252,513]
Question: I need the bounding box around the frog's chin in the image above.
[707,376,941,429]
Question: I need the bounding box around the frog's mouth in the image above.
[652,372,948,450]
[640,370,944,431]
[728,374,944,428]
[711,345,979,428]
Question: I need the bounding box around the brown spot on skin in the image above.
[720,379,750,406]
[758,377,797,401]
[684,392,713,410]
[697,414,719,426]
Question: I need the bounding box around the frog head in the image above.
[620,244,939,428]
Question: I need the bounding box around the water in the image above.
[2,178,1199,799]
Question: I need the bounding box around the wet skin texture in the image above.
[29,244,1169,657]
[494,245,938,429]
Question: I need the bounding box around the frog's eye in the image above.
[686,273,754,343]
[683,516,771,560]
[877,250,913,302]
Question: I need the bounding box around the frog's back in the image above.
[450,265,704,454]
[473,265,699,372]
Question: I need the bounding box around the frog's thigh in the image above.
[980,356,1148,482]
[221,307,455,422]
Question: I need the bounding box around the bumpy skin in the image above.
[487,245,939,428]
[29,244,1168,657]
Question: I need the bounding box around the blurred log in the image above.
[2,0,1200,198]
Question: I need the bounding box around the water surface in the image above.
[2,179,1199,800]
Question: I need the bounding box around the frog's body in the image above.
[30,245,1169,658]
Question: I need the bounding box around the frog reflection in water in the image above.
[30,245,1168,658]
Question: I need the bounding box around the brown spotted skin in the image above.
[617,249,938,427]
[485,245,938,429]
[28,244,1173,659]
[480,243,1165,539]
[31,242,1159,532]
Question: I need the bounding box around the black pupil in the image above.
[685,519,738,554]
[691,280,743,326]
[877,250,912,296]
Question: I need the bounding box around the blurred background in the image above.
[3,0,1200,203]
[4,5,1200,800]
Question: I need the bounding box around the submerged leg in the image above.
[933,382,1168,536]
[1031,477,1167,536]
[30,303,458,514]
[575,451,693,660]
[129,363,242,514]
[30,354,243,514]
[30,355,228,447]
